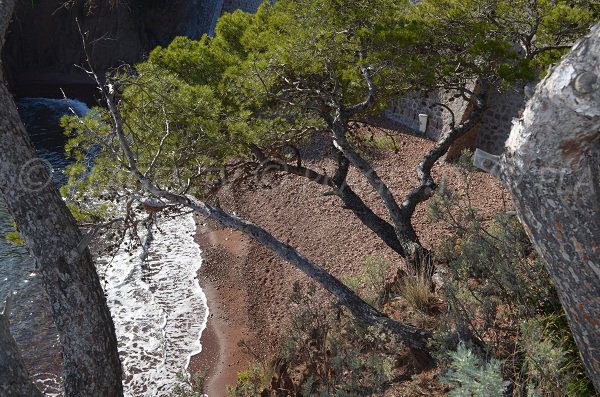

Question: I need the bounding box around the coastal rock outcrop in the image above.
[2,0,223,97]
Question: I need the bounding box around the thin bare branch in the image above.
[401,89,486,219]
[144,107,171,178]
[344,48,376,116]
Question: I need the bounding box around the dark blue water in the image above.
[0,98,90,394]
[16,98,90,184]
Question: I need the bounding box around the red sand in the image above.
[188,129,509,395]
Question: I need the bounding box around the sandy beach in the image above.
[187,130,509,396]
[189,223,254,396]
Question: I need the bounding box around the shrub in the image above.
[343,256,391,308]
[232,281,404,396]
[516,314,597,396]
[441,343,507,397]
[5,230,23,245]
[428,153,557,357]
[227,365,267,397]
[171,369,207,397]
[399,259,437,314]
[429,151,595,395]
[432,207,555,357]
[4,220,24,245]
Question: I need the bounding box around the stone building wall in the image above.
[385,92,440,138]
[385,83,526,157]
[475,88,526,154]
[385,83,477,141]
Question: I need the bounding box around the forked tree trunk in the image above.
[500,23,600,392]
[0,1,123,395]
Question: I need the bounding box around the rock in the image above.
[4,0,223,97]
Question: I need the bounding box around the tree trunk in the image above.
[0,298,43,397]
[0,1,123,395]
[330,113,432,272]
[500,22,600,392]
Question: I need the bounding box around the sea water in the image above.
[0,97,207,396]
[97,212,207,396]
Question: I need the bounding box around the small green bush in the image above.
[343,256,391,308]
[517,314,597,396]
[228,365,266,397]
[428,154,557,357]
[399,264,437,314]
[442,343,507,397]
[4,220,24,246]
[429,151,595,395]
[5,230,24,246]
[171,369,207,397]
[229,281,403,396]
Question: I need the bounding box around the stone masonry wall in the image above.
[475,88,526,154]
[385,83,526,157]
[385,82,477,141]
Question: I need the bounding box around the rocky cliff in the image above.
[2,0,223,99]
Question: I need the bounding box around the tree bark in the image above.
[500,22,600,392]
[0,297,43,397]
[0,1,123,395]
[331,99,485,273]
[329,112,432,272]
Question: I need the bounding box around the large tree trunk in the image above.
[500,23,600,392]
[0,1,123,395]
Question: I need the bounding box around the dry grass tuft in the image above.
[399,263,438,314]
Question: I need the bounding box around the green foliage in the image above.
[149,10,254,87]
[249,281,401,396]
[5,231,23,246]
[430,176,556,358]
[517,314,597,396]
[64,0,595,214]
[64,0,598,223]
[429,158,596,395]
[442,343,507,397]
[171,369,207,397]
[369,135,398,151]
[61,108,135,206]
[416,0,597,82]
[227,365,268,397]
[4,220,23,246]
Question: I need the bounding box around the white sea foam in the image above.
[98,212,207,396]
